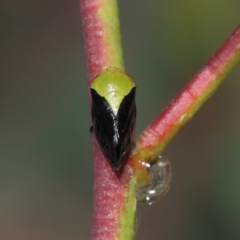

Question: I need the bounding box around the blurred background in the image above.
[1,0,240,239]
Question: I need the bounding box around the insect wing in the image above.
[90,87,136,170]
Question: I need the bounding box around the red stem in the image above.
[80,0,123,82]
[133,25,240,161]
[80,1,130,239]
[80,0,107,81]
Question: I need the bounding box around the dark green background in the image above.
[1,0,240,239]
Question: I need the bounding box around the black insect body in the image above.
[90,87,136,171]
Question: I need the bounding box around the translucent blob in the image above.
[136,154,172,205]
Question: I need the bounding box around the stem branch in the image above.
[131,25,240,164]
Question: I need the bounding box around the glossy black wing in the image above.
[90,87,136,171]
[115,87,136,168]
[90,89,118,167]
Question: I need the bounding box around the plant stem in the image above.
[80,0,136,240]
[80,0,124,81]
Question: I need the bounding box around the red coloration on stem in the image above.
[91,138,132,240]
[80,0,108,81]
[80,0,122,82]
[80,1,130,239]
[92,139,122,240]
[136,25,240,157]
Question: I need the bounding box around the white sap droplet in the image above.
[136,154,172,205]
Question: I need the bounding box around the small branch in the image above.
[130,25,240,167]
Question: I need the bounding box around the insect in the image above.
[90,68,136,171]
